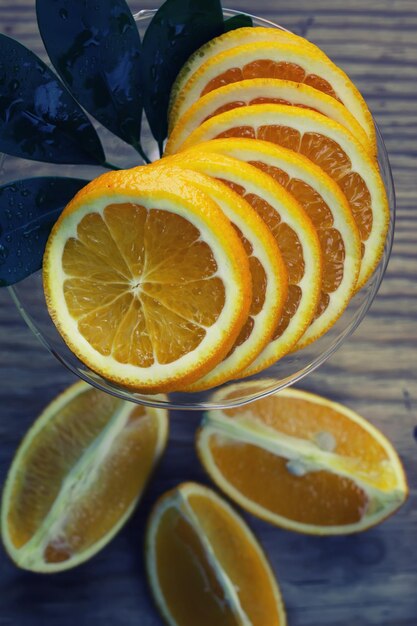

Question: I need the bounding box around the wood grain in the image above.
[0,1,416,624]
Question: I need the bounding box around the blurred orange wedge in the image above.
[1,381,168,572]
[197,384,408,535]
[146,482,287,626]
[179,104,389,290]
[43,168,252,393]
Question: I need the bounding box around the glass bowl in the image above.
[3,9,395,410]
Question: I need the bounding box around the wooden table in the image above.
[0,1,416,624]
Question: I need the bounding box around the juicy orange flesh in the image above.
[7,391,160,562]
[200,61,340,101]
[208,435,369,525]
[205,97,320,122]
[214,126,372,253]
[188,493,282,625]
[155,505,240,626]
[249,160,346,319]
[217,178,304,339]
[62,203,226,366]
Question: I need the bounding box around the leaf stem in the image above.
[133,141,152,165]
[103,161,121,171]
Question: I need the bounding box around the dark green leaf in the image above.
[0,34,105,165]
[142,0,224,152]
[224,14,254,32]
[0,177,88,286]
[36,0,143,148]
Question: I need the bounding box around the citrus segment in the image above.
[147,162,288,389]
[166,79,372,156]
[169,41,376,150]
[159,150,322,373]
[197,385,408,535]
[180,104,389,289]
[188,138,362,349]
[1,381,168,572]
[146,482,286,626]
[43,169,252,393]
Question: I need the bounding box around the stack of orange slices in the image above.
[43,26,389,393]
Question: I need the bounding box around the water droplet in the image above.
[21,189,30,197]
[286,459,308,477]
[313,431,336,452]
[9,79,19,91]
[0,244,9,264]
[59,8,68,19]
[5,235,12,243]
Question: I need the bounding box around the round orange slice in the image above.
[184,138,362,350]
[146,482,287,626]
[169,41,376,151]
[43,168,252,393]
[159,150,322,375]
[180,104,389,290]
[147,161,288,390]
[197,384,408,535]
[169,26,322,114]
[166,79,372,156]
[1,381,168,572]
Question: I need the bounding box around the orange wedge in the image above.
[159,150,322,375]
[184,139,362,350]
[169,41,376,151]
[197,384,408,535]
[180,104,389,290]
[1,381,168,572]
[43,168,252,393]
[147,162,288,390]
[146,482,287,625]
[169,26,322,114]
[166,79,372,156]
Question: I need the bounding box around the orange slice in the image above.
[185,139,362,350]
[146,482,287,626]
[197,384,408,535]
[148,162,288,390]
[166,79,372,156]
[169,41,376,151]
[159,150,322,374]
[43,168,252,393]
[1,381,168,572]
[169,26,322,114]
[180,104,389,290]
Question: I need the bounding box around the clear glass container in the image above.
[3,9,395,410]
